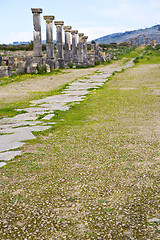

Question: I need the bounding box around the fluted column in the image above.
[54,21,64,68]
[71,30,78,65]
[63,26,72,64]
[78,33,84,65]
[31,8,43,67]
[43,15,55,69]
[83,36,88,65]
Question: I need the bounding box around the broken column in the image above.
[43,15,55,69]
[89,42,95,66]
[31,8,43,67]
[83,36,88,65]
[71,30,78,65]
[78,33,84,65]
[54,21,64,68]
[95,43,100,62]
[63,26,72,64]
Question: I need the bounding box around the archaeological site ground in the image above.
[0,7,160,239]
[0,45,160,239]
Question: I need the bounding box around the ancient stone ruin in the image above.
[0,7,117,78]
[130,34,155,47]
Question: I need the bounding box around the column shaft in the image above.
[64,26,72,64]
[83,36,88,65]
[78,33,84,65]
[31,8,43,67]
[71,30,78,65]
[55,21,64,68]
[44,16,55,69]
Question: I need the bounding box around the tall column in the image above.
[54,21,64,68]
[95,43,100,62]
[43,15,55,69]
[78,33,84,65]
[91,43,95,51]
[136,38,139,46]
[71,30,78,65]
[31,8,43,67]
[83,36,88,65]
[63,26,72,64]
[130,39,133,47]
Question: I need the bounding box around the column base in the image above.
[57,59,64,69]
[46,59,56,70]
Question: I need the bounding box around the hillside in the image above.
[94,24,160,44]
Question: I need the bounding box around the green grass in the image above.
[0,49,160,239]
[0,69,66,87]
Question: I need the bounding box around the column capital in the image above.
[71,30,78,35]
[54,21,64,26]
[43,15,55,23]
[79,33,84,37]
[63,26,72,32]
[31,8,43,14]
[83,36,88,40]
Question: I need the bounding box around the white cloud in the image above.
[150,0,160,7]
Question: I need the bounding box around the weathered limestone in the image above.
[31,8,43,67]
[71,30,78,65]
[95,43,100,62]
[54,21,64,68]
[63,26,72,64]
[0,66,11,77]
[83,36,88,65]
[43,15,55,69]
[78,33,84,65]
[88,43,95,66]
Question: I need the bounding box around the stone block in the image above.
[0,66,11,77]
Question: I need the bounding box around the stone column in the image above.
[54,21,64,68]
[31,8,43,67]
[145,37,148,46]
[71,30,78,65]
[95,43,100,62]
[43,15,55,69]
[83,36,88,65]
[78,33,84,65]
[63,26,72,64]
[130,39,133,47]
[91,43,95,51]
[136,38,139,46]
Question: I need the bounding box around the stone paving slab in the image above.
[0,162,6,167]
[0,141,25,152]
[61,90,89,95]
[0,151,22,161]
[42,114,55,120]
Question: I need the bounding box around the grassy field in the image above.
[0,47,160,239]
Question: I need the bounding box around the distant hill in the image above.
[94,25,160,44]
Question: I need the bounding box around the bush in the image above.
[38,65,47,74]
[67,62,74,68]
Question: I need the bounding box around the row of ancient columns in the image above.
[130,36,155,47]
[31,8,97,70]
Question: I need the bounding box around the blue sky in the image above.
[0,0,160,44]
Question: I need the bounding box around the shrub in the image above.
[38,65,47,74]
[67,62,74,68]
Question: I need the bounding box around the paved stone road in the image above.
[0,60,134,167]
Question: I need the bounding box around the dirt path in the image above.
[0,61,122,105]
